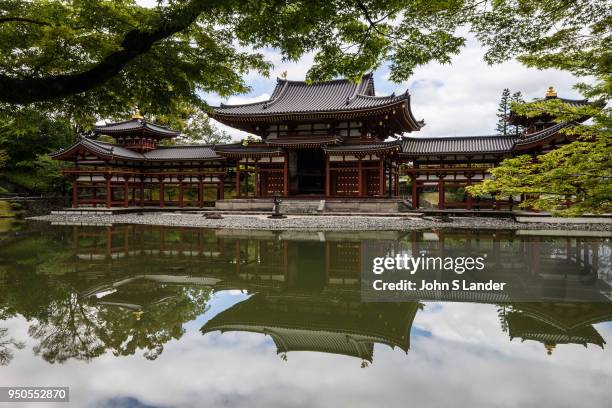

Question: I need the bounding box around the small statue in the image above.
[268,194,286,219]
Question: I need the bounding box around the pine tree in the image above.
[496,88,511,135]
[509,91,525,136]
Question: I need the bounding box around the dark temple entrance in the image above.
[296,149,325,195]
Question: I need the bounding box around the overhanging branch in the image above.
[0,0,221,104]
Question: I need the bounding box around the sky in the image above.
[202,34,586,141]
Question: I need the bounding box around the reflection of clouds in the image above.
[2,299,612,408]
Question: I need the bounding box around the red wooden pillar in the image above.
[178,179,184,208]
[72,177,79,208]
[378,158,385,197]
[283,156,289,197]
[325,154,331,197]
[411,176,418,210]
[394,165,400,197]
[105,175,112,208]
[198,179,203,207]
[235,165,241,198]
[123,179,129,208]
[438,178,445,209]
[219,179,225,200]
[140,180,145,207]
[357,158,363,197]
[92,183,97,207]
[254,161,260,197]
[159,179,165,208]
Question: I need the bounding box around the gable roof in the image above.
[400,121,577,156]
[210,74,424,134]
[94,118,180,138]
[49,138,221,162]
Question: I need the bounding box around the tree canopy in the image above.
[1,1,604,111]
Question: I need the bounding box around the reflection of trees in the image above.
[0,327,25,366]
[96,287,210,360]
[26,285,211,363]
[28,292,106,363]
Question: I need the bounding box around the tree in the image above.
[509,91,525,136]
[0,327,24,366]
[0,0,480,109]
[466,0,611,215]
[0,149,7,168]
[469,101,611,215]
[496,88,512,135]
[154,105,232,145]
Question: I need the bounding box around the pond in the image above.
[0,222,611,407]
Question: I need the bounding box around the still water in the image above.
[1,222,611,407]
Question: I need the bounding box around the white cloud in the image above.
[392,35,588,137]
[207,34,589,140]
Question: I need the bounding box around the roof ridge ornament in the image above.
[545,86,557,99]
[132,107,144,120]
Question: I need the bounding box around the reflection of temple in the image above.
[9,224,609,361]
[67,225,612,303]
[202,294,421,363]
[501,303,612,354]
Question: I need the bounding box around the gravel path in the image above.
[31,212,612,232]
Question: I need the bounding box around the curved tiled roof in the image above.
[266,135,342,148]
[210,74,424,133]
[508,96,596,125]
[514,121,573,146]
[400,121,577,156]
[94,118,180,138]
[213,142,284,157]
[323,141,402,155]
[401,135,517,156]
[49,139,220,161]
[145,145,220,161]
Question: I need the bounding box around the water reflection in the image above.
[0,224,610,367]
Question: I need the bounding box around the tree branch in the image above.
[0,0,222,104]
[0,17,51,26]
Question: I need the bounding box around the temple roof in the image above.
[210,74,424,133]
[50,138,221,162]
[266,135,342,148]
[400,121,576,156]
[323,141,402,155]
[94,118,181,139]
[213,142,284,158]
[401,135,516,156]
[508,90,596,126]
[201,294,420,359]
[506,312,605,349]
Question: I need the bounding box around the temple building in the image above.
[50,76,595,210]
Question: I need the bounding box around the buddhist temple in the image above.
[49,75,596,211]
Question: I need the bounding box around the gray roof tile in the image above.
[94,119,180,138]
[144,145,220,160]
[212,74,411,116]
[401,135,517,155]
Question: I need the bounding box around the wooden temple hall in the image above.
[51,75,593,210]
